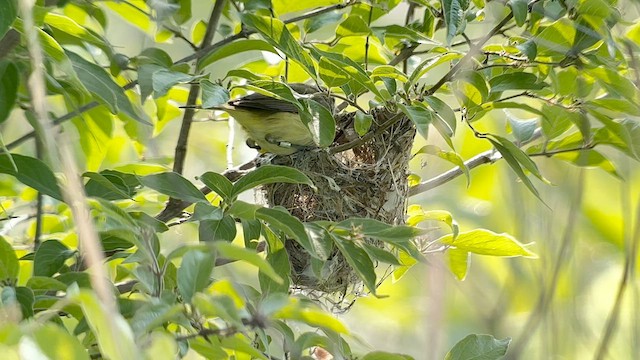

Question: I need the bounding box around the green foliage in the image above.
[1,0,639,358]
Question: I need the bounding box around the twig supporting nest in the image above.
[261,108,416,302]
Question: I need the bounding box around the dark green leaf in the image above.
[355,111,373,136]
[442,0,466,44]
[489,138,542,200]
[199,171,234,202]
[140,172,207,203]
[398,103,434,140]
[489,73,545,93]
[177,249,214,302]
[189,202,224,222]
[83,172,132,200]
[335,218,426,243]
[425,96,457,136]
[361,243,401,265]
[0,236,19,283]
[99,230,137,252]
[306,98,336,148]
[26,276,68,293]
[509,0,528,27]
[553,149,621,178]
[34,240,75,277]
[0,60,18,124]
[0,153,63,201]
[231,165,313,199]
[445,334,511,360]
[201,80,230,108]
[0,0,17,38]
[256,208,315,256]
[199,215,237,242]
[67,51,150,125]
[331,234,378,295]
[516,39,537,60]
[14,286,35,318]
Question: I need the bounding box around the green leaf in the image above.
[26,276,68,292]
[355,111,374,136]
[516,39,537,60]
[372,24,437,45]
[0,60,18,124]
[331,234,379,295]
[406,53,464,90]
[335,218,426,243]
[199,171,234,202]
[306,98,336,148]
[201,80,230,109]
[189,202,224,222]
[489,136,546,199]
[0,153,63,201]
[0,0,16,38]
[442,0,466,44]
[319,56,352,88]
[361,243,402,265]
[415,145,470,186]
[425,96,457,137]
[199,216,237,242]
[336,15,370,37]
[362,351,414,360]
[34,240,75,277]
[84,172,132,200]
[220,334,268,360]
[69,288,137,359]
[241,14,317,78]
[535,19,575,56]
[309,47,381,97]
[398,103,434,140]
[371,65,409,83]
[509,0,529,27]
[140,172,207,203]
[256,208,315,256]
[554,149,621,178]
[447,248,470,281]
[151,69,199,98]
[231,165,313,199]
[454,71,489,110]
[214,242,283,284]
[506,113,538,143]
[439,229,537,257]
[304,10,344,33]
[272,296,349,333]
[177,249,214,302]
[14,286,34,318]
[67,51,150,125]
[489,72,545,93]
[260,246,291,294]
[0,236,19,284]
[445,334,511,360]
[32,324,90,360]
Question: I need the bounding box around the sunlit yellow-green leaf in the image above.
[446,248,470,281]
[438,229,537,258]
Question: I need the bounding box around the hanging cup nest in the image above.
[261,108,416,304]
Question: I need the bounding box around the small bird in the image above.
[212,83,333,155]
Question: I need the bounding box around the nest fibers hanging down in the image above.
[260,108,415,308]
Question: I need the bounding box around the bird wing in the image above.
[229,93,300,113]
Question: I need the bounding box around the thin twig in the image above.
[172,0,227,175]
